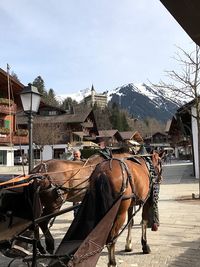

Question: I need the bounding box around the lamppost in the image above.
[20,84,41,173]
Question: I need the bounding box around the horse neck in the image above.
[87,154,105,165]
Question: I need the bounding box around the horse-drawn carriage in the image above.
[0,150,163,267]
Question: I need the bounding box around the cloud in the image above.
[0,0,194,95]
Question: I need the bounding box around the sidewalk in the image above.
[0,163,200,266]
[0,166,28,175]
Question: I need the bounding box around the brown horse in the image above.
[30,151,132,254]
[86,151,163,267]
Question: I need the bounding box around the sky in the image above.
[0,0,195,99]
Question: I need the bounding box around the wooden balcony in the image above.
[0,134,28,145]
[0,103,17,114]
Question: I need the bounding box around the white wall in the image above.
[191,106,199,179]
[7,149,14,166]
[0,146,15,166]
[15,144,68,161]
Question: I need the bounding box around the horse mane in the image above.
[112,146,130,154]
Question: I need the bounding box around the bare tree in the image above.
[153,44,200,198]
[33,122,61,161]
[127,117,165,137]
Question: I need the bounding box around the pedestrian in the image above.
[98,138,112,159]
[129,131,160,231]
[72,149,84,217]
[73,149,82,161]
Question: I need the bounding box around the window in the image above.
[0,150,7,165]
[49,111,57,116]
[0,119,4,127]
[14,150,25,157]
[34,149,41,159]
[54,148,65,159]
[4,120,10,128]
[40,110,49,116]
[39,110,57,116]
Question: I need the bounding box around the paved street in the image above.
[0,162,200,266]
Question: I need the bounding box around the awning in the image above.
[0,146,17,151]
[160,0,200,46]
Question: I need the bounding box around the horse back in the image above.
[90,158,150,203]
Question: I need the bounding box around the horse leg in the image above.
[34,226,46,255]
[107,209,128,267]
[141,204,151,254]
[125,206,134,252]
[107,242,117,267]
[141,219,151,254]
[38,189,64,254]
[39,219,55,254]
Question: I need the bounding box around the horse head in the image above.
[35,175,52,191]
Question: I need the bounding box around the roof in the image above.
[119,131,135,140]
[73,132,87,139]
[97,129,119,138]
[128,140,140,146]
[72,141,99,148]
[17,105,93,124]
[152,132,167,136]
[0,68,25,94]
[160,0,200,46]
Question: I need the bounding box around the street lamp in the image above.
[20,84,41,173]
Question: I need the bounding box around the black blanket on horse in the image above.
[0,177,42,221]
[49,173,122,267]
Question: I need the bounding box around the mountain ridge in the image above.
[58,83,185,122]
[108,83,180,122]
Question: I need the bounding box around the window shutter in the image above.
[4,120,10,128]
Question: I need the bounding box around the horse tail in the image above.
[93,172,116,219]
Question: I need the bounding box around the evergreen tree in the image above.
[32,76,47,96]
[110,102,120,129]
[11,71,20,82]
[120,112,130,131]
[46,88,59,107]
[61,97,78,110]
[109,103,130,131]
[93,105,112,130]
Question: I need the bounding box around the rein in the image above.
[35,161,96,205]
[107,202,143,246]
[105,154,162,246]
[35,162,97,177]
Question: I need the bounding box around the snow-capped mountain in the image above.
[58,83,188,122]
[57,87,91,103]
[108,83,187,122]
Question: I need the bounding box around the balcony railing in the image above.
[0,127,10,135]
[0,102,17,114]
[0,134,28,144]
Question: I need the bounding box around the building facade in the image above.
[83,85,107,109]
[16,104,99,161]
[0,68,28,166]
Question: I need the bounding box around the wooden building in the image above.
[97,129,123,147]
[160,0,200,177]
[17,104,98,160]
[0,68,28,166]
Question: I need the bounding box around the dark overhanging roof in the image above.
[0,68,25,93]
[160,0,200,46]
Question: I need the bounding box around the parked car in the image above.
[14,155,28,165]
